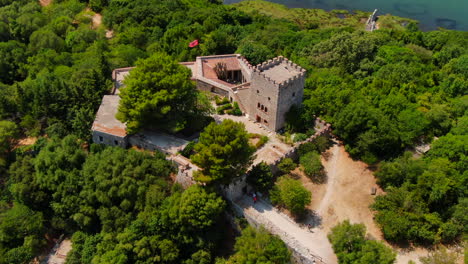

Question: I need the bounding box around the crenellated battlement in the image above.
[237,54,254,70]
[278,70,306,89]
[251,56,306,88]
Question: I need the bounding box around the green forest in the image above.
[0,0,466,263]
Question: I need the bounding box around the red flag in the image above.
[189,39,199,48]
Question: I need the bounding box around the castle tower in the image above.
[249,56,306,131]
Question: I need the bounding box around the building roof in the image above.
[179,62,197,80]
[112,67,135,94]
[91,95,127,137]
[258,59,304,84]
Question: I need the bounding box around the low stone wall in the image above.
[230,201,324,264]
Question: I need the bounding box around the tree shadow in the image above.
[296,209,323,228]
[307,171,328,184]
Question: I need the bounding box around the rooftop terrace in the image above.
[255,56,304,84]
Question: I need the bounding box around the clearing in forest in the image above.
[298,142,434,264]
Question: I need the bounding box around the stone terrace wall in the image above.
[268,118,332,175]
[230,201,325,264]
[221,118,332,199]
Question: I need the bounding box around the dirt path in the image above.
[236,196,337,264]
[300,142,433,264]
[313,142,383,239]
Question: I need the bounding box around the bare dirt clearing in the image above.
[39,0,52,7]
[17,137,37,147]
[298,141,436,264]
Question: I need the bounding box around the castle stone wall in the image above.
[92,131,128,148]
[276,75,305,131]
[249,72,280,131]
[196,80,229,98]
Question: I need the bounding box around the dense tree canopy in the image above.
[0,0,466,262]
[328,220,396,264]
[117,52,201,134]
[191,120,254,184]
[219,226,291,264]
[270,176,311,215]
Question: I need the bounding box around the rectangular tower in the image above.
[249,56,306,131]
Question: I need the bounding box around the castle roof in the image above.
[254,56,305,85]
[91,95,127,137]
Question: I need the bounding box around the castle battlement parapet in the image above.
[237,55,254,70]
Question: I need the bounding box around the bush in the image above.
[328,220,396,264]
[215,96,230,106]
[225,226,291,263]
[300,151,325,183]
[249,134,269,149]
[297,135,331,155]
[226,102,242,116]
[270,176,311,215]
[216,103,233,114]
[277,158,297,174]
[180,141,196,158]
[293,133,308,142]
[247,162,274,192]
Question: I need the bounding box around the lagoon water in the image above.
[225,0,468,31]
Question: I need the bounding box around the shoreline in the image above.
[225,0,466,32]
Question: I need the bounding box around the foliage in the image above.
[215,96,230,106]
[0,203,45,264]
[270,176,311,215]
[300,151,325,183]
[328,220,396,264]
[178,185,226,230]
[226,102,242,116]
[117,52,200,134]
[249,133,269,149]
[277,158,297,174]
[247,161,274,193]
[221,226,291,264]
[0,120,18,170]
[0,0,467,260]
[191,120,254,184]
[181,141,196,158]
[373,132,467,244]
[297,135,331,156]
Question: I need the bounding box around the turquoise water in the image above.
[225,0,468,31]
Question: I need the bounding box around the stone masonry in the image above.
[183,54,306,132]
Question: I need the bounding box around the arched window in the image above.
[261,105,264,110]
[257,102,260,108]
[265,107,268,112]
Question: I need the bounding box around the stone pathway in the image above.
[235,196,338,264]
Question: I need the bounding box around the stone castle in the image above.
[91,54,305,151]
[182,54,306,131]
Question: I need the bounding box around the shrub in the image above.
[247,162,274,193]
[226,102,242,116]
[270,176,311,215]
[277,158,297,174]
[293,133,308,142]
[180,141,196,158]
[249,134,269,149]
[299,151,325,183]
[216,103,233,114]
[297,135,331,155]
[328,220,396,264]
[215,96,230,106]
